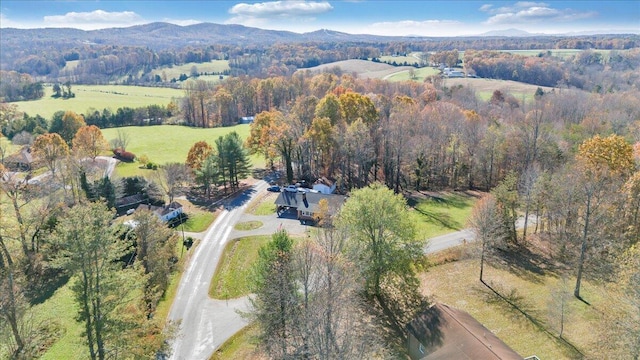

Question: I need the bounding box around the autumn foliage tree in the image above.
[32,132,69,177]
[49,110,86,144]
[573,134,635,298]
[72,125,108,160]
[185,141,213,170]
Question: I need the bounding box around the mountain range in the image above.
[3,22,635,50]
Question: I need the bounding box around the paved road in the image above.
[167,179,310,359]
[423,216,536,254]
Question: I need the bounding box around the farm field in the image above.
[443,77,554,101]
[301,59,416,79]
[149,60,230,81]
[10,85,184,119]
[100,124,265,177]
[385,66,440,82]
[379,51,424,65]
[496,48,611,60]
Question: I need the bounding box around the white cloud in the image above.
[229,0,333,17]
[226,1,333,30]
[357,19,475,37]
[482,2,596,25]
[43,10,146,30]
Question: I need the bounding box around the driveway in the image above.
[167,180,309,360]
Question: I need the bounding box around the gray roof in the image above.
[274,191,346,215]
[408,303,523,360]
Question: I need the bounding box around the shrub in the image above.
[113,147,136,162]
[138,154,149,165]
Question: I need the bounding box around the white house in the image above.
[312,177,336,194]
[136,201,183,222]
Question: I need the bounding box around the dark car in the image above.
[267,185,281,192]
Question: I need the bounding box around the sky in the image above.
[0,1,638,36]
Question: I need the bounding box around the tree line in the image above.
[2,33,637,83]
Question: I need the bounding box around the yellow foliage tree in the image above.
[185,141,213,170]
[72,125,108,160]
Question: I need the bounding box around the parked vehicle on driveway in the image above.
[284,185,298,192]
[267,185,281,192]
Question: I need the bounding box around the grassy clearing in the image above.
[11,85,184,119]
[149,60,230,81]
[443,77,553,103]
[35,281,85,360]
[409,191,477,240]
[101,124,251,177]
[245,191,278,216]
[496,49,611,60]
[210,323,260,360]
[234,221,263,231]
[183,212,216,232]
[386,66,440,82]
[379,52,423,65]
[420,255,621,359]
[209,235,271,299]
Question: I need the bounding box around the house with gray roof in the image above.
[274,191,346,225]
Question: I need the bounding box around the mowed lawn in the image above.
[209,235,271,299]
[11,85,184,119]
[100,124,262,177]
[409,191,478,240]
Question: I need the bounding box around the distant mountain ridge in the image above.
[0,22,426,50]
[5,22,634,51]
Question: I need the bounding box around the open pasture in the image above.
[495,48,611,60]
[10,85,184,119]
[379,52,424,65]
[149,60,230,81]
[385,66,441,82]
[100,124,262,177]
[443,77,554,101]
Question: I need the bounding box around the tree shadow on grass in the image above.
[490,245,561,284]
[473,281,584,359]
[26,269,70,306]
[413,207,462,231]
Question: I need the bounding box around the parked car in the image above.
[267,185,281,192]
[284,185,298,192]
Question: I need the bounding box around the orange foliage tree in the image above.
[72,125,108,161]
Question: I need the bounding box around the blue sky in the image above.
[0,1,638,36]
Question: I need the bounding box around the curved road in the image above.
[168,180,269,360]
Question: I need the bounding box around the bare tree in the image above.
[155,163,190,204]
[467,194,504,283]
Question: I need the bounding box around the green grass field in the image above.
[11,85,184,120]
[100,124,256,177]
[209,235,271,299]
[149,60,229,81]
[379,52,424,65]
[410,192,477,240]
[385,66,441,82]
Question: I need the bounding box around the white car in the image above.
[284,185,298,192]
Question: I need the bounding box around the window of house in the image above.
[419,343,425,354]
